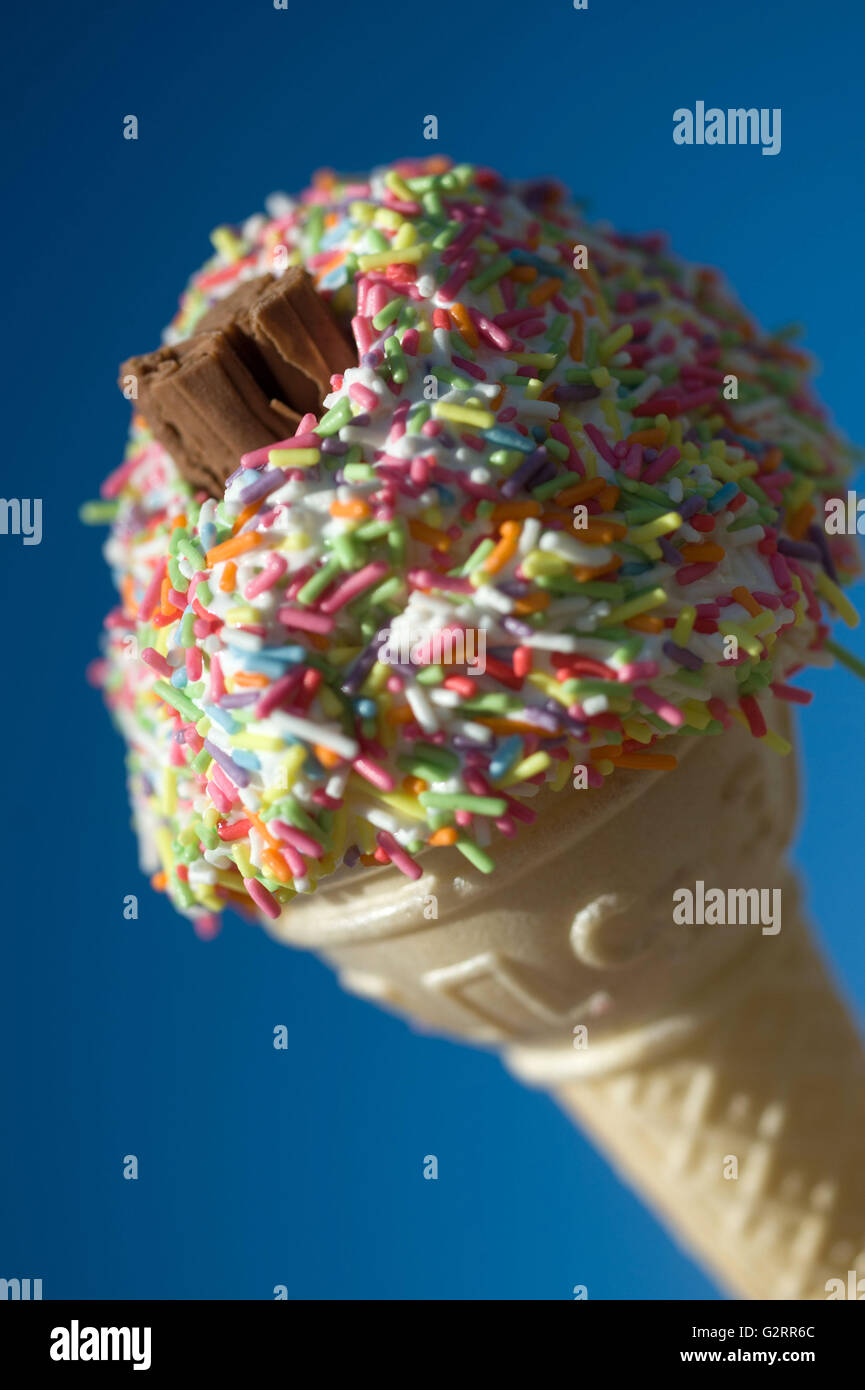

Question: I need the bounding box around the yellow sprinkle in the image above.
[392,221,418,250]
[681,700,712,730]
[672,604,696,644]
[233,843,253,878]
[225,606,259,625]
[814,570,859,628]
[623,718,653,745]
[274,744,307,791]
[155,626,170,658]
[385,170,415,203]
[506,352,557,368]
[280,532,311,551]
[204,806,219,829]
[521,549,568,578]
[605,586,667,625]
[499,751,551,787]
[195,716,211,738]
[318,687,343,718]
[600,397,623,440]
[718,621,763,659]
[629,512,682,544]
[762,729,793,756]
[269,448,321,468]
[551,758,572,792]
[361,661,390,696]
[524,378,544,400]
[596,759,615,777]
[155,827,174,877]
[487,284,506,316]
[746,611,775,636]
[349,201,376,224]
[356,243,429,270]
[432,402,496,429]
[589,366,611,389]
[210,225,245,261]
[527,671,570,703]
[599,324,634,361]
[372,208,403,231]
[231,733,284,752]
[670,419,683,449]
[162,769,177,817]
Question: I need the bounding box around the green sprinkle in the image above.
[468,256,512,292]
[455,837,496,874]
[297,557,341,605]
[315,398,352,437]
[372,297,404,331]
[153,680,201,724]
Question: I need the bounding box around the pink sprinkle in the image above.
[141,647,172,678]
[642,446,681,484]
[583,423,618,467]
[622,443,643,478]
[320,561,388,614]
[245,553,288,600]
[255,668,305,718]
[454,809,473,828]
[207,781,232,815]
[676,563,716,586]
[138,559,167,622]
[494,816,517,837]
[352,315,374,355]
[751,590,781,610]
[634,684,685,728]
[440,253,477,301]
[270,821,324,858]
[401,328,419,356]
[452,354,486,381]
[277,606,335,634]
[410,456,430,485]
[469,309,514,351]
[770,552,791,590]
[185,647,203,681]
[211,762,240,802]
[375,830,422,881]
[353,755,396,792]
[618,661,659,682]
[243,877,281,919]
[409,569,473,593]
[349,382,379,412]
[367,282,391,317]
[193,914,221,941]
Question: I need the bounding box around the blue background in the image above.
[2,0,863,1300]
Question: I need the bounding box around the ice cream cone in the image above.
[262,705,865,1299]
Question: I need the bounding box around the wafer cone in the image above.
[263,706,865,1299]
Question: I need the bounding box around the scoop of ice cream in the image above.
[89,156,859,935]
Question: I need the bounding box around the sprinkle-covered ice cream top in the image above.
[88,156,860,936]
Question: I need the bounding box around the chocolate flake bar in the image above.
[120,268,356,495]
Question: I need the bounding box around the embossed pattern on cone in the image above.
[261,704,865,1298]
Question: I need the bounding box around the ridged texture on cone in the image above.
[263,708,865,1299]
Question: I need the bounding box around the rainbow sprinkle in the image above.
[87,157,860,936]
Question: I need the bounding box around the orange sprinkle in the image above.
[262,848,292,883]
[569,311,584,361]
[246,808,281,849]
[627,427,667,448]
[450,301,478,348]
[330,498,371,520]
[160,576,174,617]
[408,518,451,551]
[385,704,415,725]
[426,154,451,174]
[615,753,678,772]
[151,871,167,892]
[513,591,550,615]
[626,614,665,634]
[528,278,560,308]
[206,531,264,566]
[232,500,262,535]
[402,775,428,796]
[313,744,343,770]
[122,572,137,617]
[762,447,783,473]
[569,519,627,544]
[488,385,506,413]
[509,265,537,283]
[490,500,542,522]
[597,484,620,512]
[359,852,380,866]
[170,513,188,531]
[429,827,459,847]
[731,585,762,618]
[590,745,623,762]
[475,716,553,735]
[484,520,521,575]
[787,501,816,540]
[232,671,269,689]
[219,561,237,593]
[680,543,725,563]
[555,476,606,507]
[574,555,623,582]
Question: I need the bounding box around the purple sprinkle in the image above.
[554,385,601,404]
[343,845,361,867]
[777,537,822,564]
[203,739,250,788]
[349,413,371,428]
[238,467,285,505]
[321,436,349,456]
[501,447,548,500]
[806,522,838,584]
[678,493,706,521]
[502,615,534,639]
[219,692,260,708]
[663,640,703,671]
[659,536,683,568]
